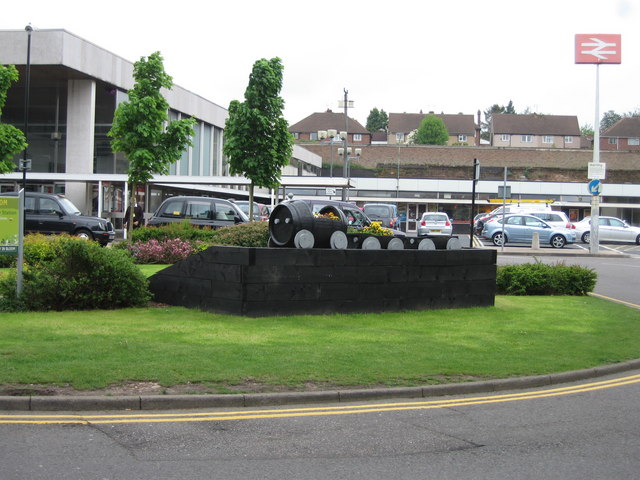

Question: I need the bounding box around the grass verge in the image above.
[0,295,639,393]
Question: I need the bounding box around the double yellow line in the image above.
[2,374,639,425]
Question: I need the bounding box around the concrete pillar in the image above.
[65,79,96,214]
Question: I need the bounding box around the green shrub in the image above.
[131,222,218,243]
[210,221,269,247]
[0,236,151,311]
[0,233,66,268]
[496,262,597,296]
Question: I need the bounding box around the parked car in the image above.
[147,196,248,228]
[528,211,573,229]
[417,212,452,236]
[3,192,115,246]
[474,204,553,235]
[295,199,405,236]
[363,203,399,229]
[572,216,640,244]
[481,213,576,248]
[234,201,270,221]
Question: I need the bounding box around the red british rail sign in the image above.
[575,34,621,64]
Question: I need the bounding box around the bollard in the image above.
[531,232,540,249]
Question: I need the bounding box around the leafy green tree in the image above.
[414,114,449,145]
[599,110,622,132]
[0,65,27,173]
[224,57,293,221]
[580,123,594,137]
[108,52,196,236]
[481,101,516,141]
[366,107,388,132]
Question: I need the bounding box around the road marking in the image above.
[2,374,639,425]
[588,292,640,310]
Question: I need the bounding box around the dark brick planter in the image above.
[148,246,497,317]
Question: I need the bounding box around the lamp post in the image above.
[337,146,361,201]
[317,128,339,177]
[20,25,33,190]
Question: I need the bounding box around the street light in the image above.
[317,129,342,178]
[21,24,33,191]
[337,146,361,201]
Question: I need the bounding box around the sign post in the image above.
[575,33,621,254]
[0,191,24,294]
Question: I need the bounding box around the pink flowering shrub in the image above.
[131,238,198,264]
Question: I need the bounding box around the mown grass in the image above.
[1,295,638,392]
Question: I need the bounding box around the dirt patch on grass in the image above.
[0,375,488,397]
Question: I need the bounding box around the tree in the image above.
[413,114,449,145]
[0,64,27,173]
[481,101,516,141]
[108,52,196,237]
[580,123,594,137]
[223,57,293,221]
[366,107,388,132]
[600,110,623,132]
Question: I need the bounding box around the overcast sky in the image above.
[3,0,637,129]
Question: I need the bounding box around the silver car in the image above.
[573,216,640,244]
[418,212,452,236]
[481,214,576,248]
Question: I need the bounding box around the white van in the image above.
[488,203,552,216]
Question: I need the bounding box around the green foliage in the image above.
[0,236,151,311]
[481,101,516,141]
[224,57,293,191]
[600,110,622,132]
[496,262,597,296]
[115,221,270,263]
[414,114,449,145]
[210,221,269,247]
[108,52,196,235]
[366,107,388,132]
[0,64,27,173]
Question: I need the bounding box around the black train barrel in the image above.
[269,200,347,248]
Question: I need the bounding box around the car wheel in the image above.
[75,228,94,241]
[581,231,590,243]
[636,234,640,245]
[550,234,566,248]
[491,231,505,247]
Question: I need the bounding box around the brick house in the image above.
[600,117,640,151]
[387,112,479,146]
[288,110,371,145]
[491,113,580,148]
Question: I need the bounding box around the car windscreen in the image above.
[364,206,392,217]
[57,197,81,216]
[423,214,447,222]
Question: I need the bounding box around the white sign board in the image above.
[325,188,336,196]
[588,162,606,180]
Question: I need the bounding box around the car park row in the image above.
[5,191,640,247]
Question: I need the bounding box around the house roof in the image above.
[388,112,476,135]
[289,110,369,134]
[492,114,580,136]
[602,117,640,137]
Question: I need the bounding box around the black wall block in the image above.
[148,246,497,317]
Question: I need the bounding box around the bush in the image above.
[116,221,270,263]
[496,262,597,296]
[130,238,200,264]
[0,236,151,311]
[210,221,269,247]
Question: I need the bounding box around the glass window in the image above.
[186,200,212,219]
[160,199,185,217]
[506,216,523,225]
[521,135,533,143]
[524,216,544,227]
[310,132,318,141]
[629,138,640,146]
[565,136,573,143]
[458,134,467,142]
[214,201,237,221]
[501,134,510,142]
[543,136,553,143]
[202,124,211,176]
[608,138,618,145]
[396,133,405,143]
[353,134,362,142]
[38,198,62,215]
[191,123,201,175]
[609,218,625,227]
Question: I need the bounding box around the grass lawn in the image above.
[1,295,639,393]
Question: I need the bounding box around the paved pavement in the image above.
[1,243,635,412]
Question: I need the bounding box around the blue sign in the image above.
[588,179,602,195]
